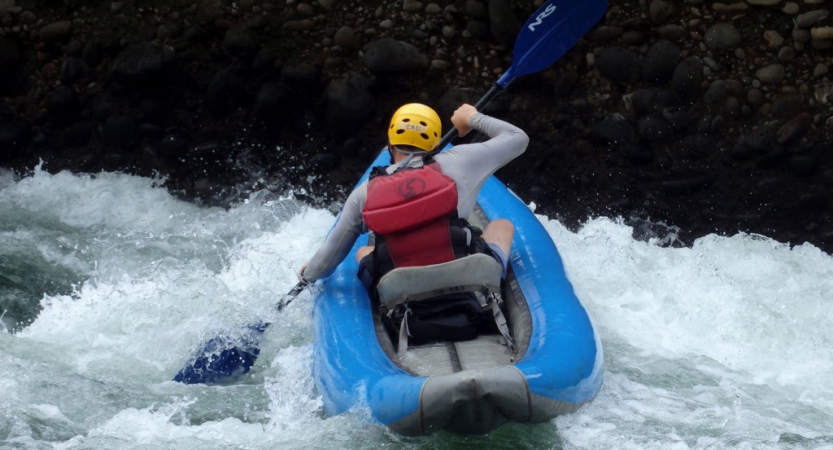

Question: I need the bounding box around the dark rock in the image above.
[281,63,323,87]
[703,80,729,111]
[223,25,260,58]
[596,47,640,83]
[65,40,84,57]
[622,143,655,164]
[466,20,492,40]
[110,42,177,86]
[205,70,247,117]
[662,107,693,132]
[771,94,804,119]
[660,175,712,195]
[324,72,377,138]
[333,25,358,49]
[60,57,88,85]
[797,193,828,210]
[658,24,687,40]
[465,0,488,20]
[637,114,673,141]
[489,0,522,47]
[55,121,93,149]
[742,128,774,153]
[649,0,676,23]
[777,113,812,144]
[704,23,741,53]
[628,89,660,114]
[309,152,340,173]
[642,39,681,83]
[39,21,73,42]
[46,87,81,124]
[253,82,293,123]
[672,56,702,100]
[102,115,139,149]
[138,123,163,139]
[591,114,636,145]
[252,48,277,71]
[790,154,817,177]
[757,147,787,168]
[588,26,624,42]
[0,119,30,151]
[82,40,103,68]
[554,69,578,97]
[362,38,429,74]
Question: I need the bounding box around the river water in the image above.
[1,166,831,449]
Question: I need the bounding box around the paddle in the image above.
[173,0,607,385]
[172,282,306,384]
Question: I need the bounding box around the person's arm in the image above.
[437,106,529,214]
[301,184,368,281]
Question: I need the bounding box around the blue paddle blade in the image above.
[173,321,269,384]
[497,0,608,88]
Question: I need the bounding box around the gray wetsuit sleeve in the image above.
[303,183,368,281]
[435,113,529,218]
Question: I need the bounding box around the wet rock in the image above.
[362,38,428,74]
[39,21,72,42]
[776,113,812,144]
[206,70,248,117]
[672,56,702,100]
[660,175,713,195]
[46,86,81,124]
[60,57,87,85]
[704,23,741,53]
[55,121,93,149]
[649,0,676,24]
[742,128,774,153]
[642,39,681,83]
[596,46,640,83]
[756,64,785,84]
[591,114,636,145]
[334,25,358,48]
[588,26,624,41]
[771,94,804,118]
[790,154,817,177]
[637,114,673,141]
[704,80,729,111]
[465,0,488,20]
[224,25,260,58]
[489,0,522,47]
[658,24,687,40]
[102,115,138,149]
[466,20,491,39]
[110,42,177,85]
[324,71,377,137]
[795,10,829,28]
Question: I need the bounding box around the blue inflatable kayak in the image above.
[312,149,603,435]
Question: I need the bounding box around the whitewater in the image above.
[1,165,831,450]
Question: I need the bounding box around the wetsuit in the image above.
[302,113,529,282]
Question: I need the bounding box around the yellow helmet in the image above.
[387,103,442,152]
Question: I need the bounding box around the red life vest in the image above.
[362,162,459,268]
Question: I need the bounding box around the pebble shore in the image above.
[1,0,832,253]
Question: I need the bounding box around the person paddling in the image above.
[298,102,529,292]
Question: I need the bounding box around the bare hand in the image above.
[297,264,310,284]
[450,104,478,137]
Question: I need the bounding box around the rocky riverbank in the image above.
[1,0,832,253]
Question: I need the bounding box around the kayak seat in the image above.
[376,254,513,355]
[376,253,502,310]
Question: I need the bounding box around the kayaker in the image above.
[298,102,529,291]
